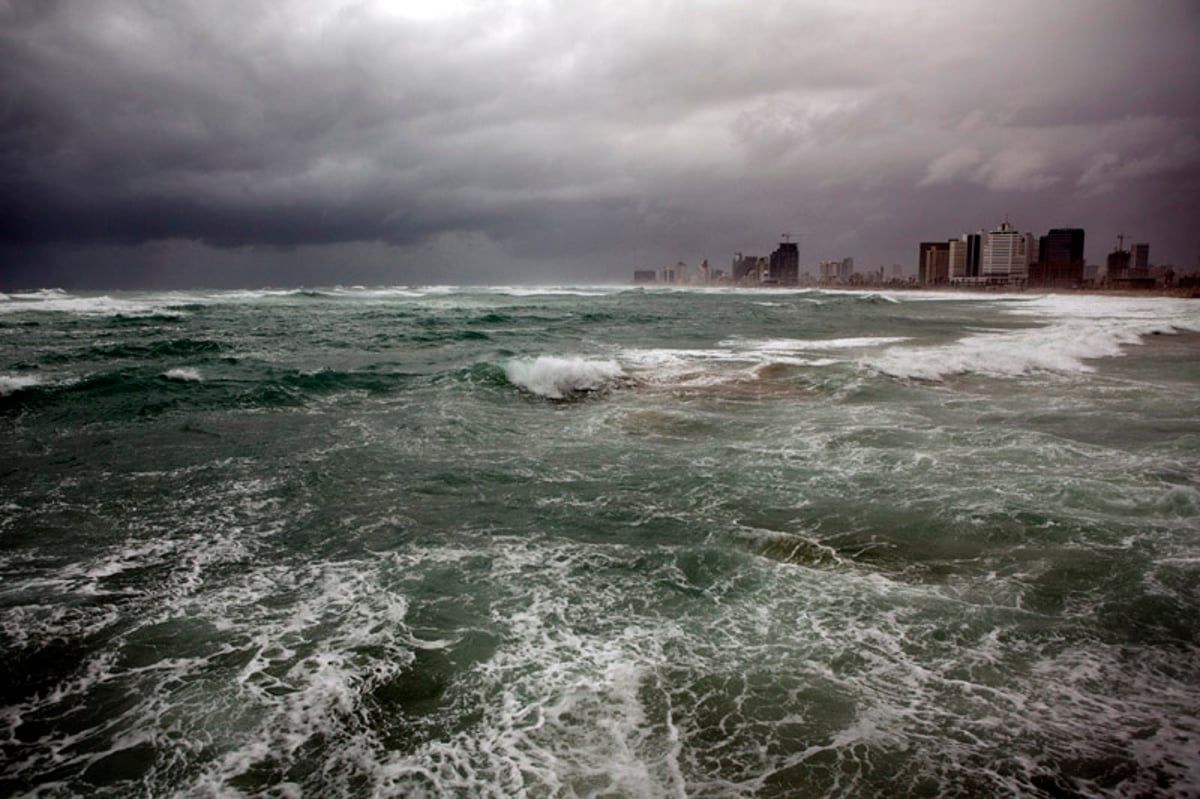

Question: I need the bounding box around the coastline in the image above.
[799,284,1200,299]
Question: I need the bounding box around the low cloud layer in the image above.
[2,0,1198,287]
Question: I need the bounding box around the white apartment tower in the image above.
[981,221,1033,283]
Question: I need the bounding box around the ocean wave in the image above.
[620,347,841,387]
[856,292,901,304]
[0,373,43,395]
[865,296,1200,381]
[162,367,202,382]
[485,286,611,297]
[0,290,185,318]
[722,336,911,351]
[2,288,68,300]
[504,356,628,399]
[50,338,227,363]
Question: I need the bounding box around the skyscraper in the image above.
[732,253,766,284]
[948,233,982,282]
[1038,228,1085,265]
[1132,243,1150,273]
[840,258,854,283]
[769,241,799,285]
[919,241,950,285]
[1106,248,1131,280]
[981,221,1032,283]
[1032,227,1086,287]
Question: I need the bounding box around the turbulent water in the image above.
[2,285,1199,798]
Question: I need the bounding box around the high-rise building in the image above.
[732,253,766,284]
[981,221,1032,283]
[769,241,799,285]
[948,239,965,279]
[966,233,983,278]
[1106,248,1131,280]
[919,242,950,284]
[949,233,984,282]
[1106,239,1154,289]
[1038,228,1085,265]
[1132,243,1150,273]
[1031,227,1086,287]
[840,258,854,283]
[919,242,946,284]
[819,260,840,284]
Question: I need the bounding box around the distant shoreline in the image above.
[834,284,1200,299]
[643,283,1200,299]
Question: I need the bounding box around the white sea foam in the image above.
[724,336,911,351]
[620,345,845,387]
[490,287,610,297]
[162,367,202,382]
[339,287,427,298]
[0,290,183,317]
[504,356,627,399]
[866,295,1200,380]
[0,373,42,395]
[4,288,67,300]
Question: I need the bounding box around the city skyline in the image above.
[636,216,1193,290]
[2,1,1198,289]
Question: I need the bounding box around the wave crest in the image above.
[0,374,43,396]
[163,367,203,382]
[504,356,627,400]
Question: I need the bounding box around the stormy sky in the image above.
[2,0,1198,288]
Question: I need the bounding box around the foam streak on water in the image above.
[1,286,1198,797]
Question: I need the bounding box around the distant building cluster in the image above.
[921,221,1046,287]
[919,222,1176,290]
[634,238,905,288]
[632,222,1185,290]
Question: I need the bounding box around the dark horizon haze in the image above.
[2,0,1198,289]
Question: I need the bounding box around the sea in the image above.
[1,285,1198,798]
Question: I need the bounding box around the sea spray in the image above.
[162,367,203,382]
[504,355,627,399]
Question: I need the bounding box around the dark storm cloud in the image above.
[1,0,1198,286]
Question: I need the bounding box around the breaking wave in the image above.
[0,374,43,396]
[504,356,628,399]
[162,367,202,382]
[866,295,1200,380]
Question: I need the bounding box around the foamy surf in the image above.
[0,374,42,395]
[722,336,911,351]
[162,367,203,382]
[866,295,1200,380]
[504,356,628,399]
[0,291,183,317]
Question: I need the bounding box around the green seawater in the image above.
[1,286,1198,797]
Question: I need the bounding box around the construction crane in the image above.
[781,232,805,244]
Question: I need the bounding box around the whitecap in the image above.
[723,336,911,351]
[0,291,184,317]
[864,295,1200,381]
[0,373,42,395]
[163,367,202,382]
[489,286,610,297]
[504,356,626,399]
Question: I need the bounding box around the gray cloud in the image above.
[1,0,1198,288]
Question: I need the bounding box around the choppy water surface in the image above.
[2,285,1199,797]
